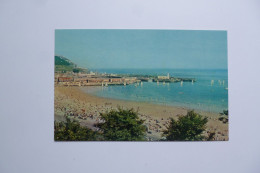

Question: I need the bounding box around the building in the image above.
[58,77,74,82]
[109,78,122,82]
[158,73,170,80]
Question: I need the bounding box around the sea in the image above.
[80,69,228,113]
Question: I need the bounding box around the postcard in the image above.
[54,29,228,141]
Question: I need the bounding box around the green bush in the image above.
[73,68,80,73]
[220,110,228,116]
[96,108,146,141]
[54,116,99,141]
[163,110,208,141]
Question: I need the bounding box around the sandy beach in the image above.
[55,86,228,141]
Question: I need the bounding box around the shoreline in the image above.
[79,84,228,114]
[55,86,228,141]
[80,86,225,115]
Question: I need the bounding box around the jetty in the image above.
[55,71,195,87]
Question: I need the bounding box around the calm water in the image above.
[80,69,228,113]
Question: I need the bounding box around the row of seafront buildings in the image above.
[55,71,140,87]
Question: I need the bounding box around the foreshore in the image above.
[55,86,228,141]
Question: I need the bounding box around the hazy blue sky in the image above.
[55,29,227,69]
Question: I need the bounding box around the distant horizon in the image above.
[89,68,228,71]
[89,67,228,70]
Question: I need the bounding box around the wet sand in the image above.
[54,86,228,141]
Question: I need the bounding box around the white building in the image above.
[158,73,170,80]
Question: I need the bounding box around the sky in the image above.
[55,29,227,70]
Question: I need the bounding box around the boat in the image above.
[211,80,214,86]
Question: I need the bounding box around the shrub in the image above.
[54,116,99,141]
[96,108,146,141]
[163,110,208,141]
[218,116,228,124]
[220,110,228,116]
[206,131,216,141]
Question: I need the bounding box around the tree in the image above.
[163,110,208,141]
[54,116,99,141]
[96,108,146,141]
[73,68,80,73]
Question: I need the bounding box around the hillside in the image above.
[55,55,75,66]
[55,55,88,73]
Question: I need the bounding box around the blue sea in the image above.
[80,69,228,113]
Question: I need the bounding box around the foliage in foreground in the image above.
[54,116,99,141]
[163,110,208,141]
[96,108,146,141]
[55,109,212,141]
[220,110,228,116]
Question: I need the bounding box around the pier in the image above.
[55,72,195,87]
